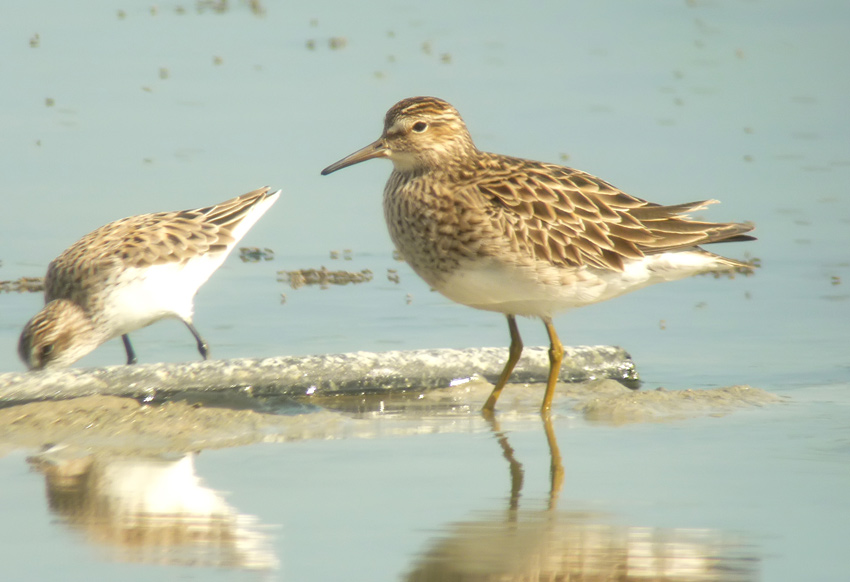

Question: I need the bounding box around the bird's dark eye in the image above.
[412,121,428,133]
[40,344,54,360]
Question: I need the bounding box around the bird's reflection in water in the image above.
[406,414,758,582]
[29,452,278,571]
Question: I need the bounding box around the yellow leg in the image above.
[542,413,564,510]
[483,413,524,512]
[540,317,564,414]
[483,315,523,413]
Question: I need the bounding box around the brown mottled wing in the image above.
[45,187,271,302]
[475,156,753,271]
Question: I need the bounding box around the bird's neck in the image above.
[390,150,486,182]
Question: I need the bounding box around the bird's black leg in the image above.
[183,321,210,360]
[122,334,138,365]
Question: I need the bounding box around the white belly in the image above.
[99,254,225,337]
[434,251,728,318]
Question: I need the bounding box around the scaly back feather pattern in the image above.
[44,187,276,307]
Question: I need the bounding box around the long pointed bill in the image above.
[321,138,389,175]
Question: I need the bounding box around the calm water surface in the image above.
[1,0,848,580]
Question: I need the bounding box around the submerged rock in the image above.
[0,345,637,404]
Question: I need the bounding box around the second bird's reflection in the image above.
[29,452,278,572]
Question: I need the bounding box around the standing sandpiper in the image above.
[321,96,754,414]
[19,186,280,370]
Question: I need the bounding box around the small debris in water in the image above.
[387,269,400,284]
[702,253,759,278]
[328,37,347,50]
[239,247,275,262]
[197,0,229,14]
[247,0,265,16]
[277,267,373,289]
[0,277,45,294]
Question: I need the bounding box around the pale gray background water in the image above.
[1,0,848,580]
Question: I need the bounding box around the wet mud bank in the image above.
[0,378,782,456]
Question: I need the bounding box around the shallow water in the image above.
[1,0,849,580]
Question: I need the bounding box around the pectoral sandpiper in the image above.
[19,186,280,370]
[321,96,754,414]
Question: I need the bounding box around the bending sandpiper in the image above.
[322,96,754,414]
[19,186,280,370]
